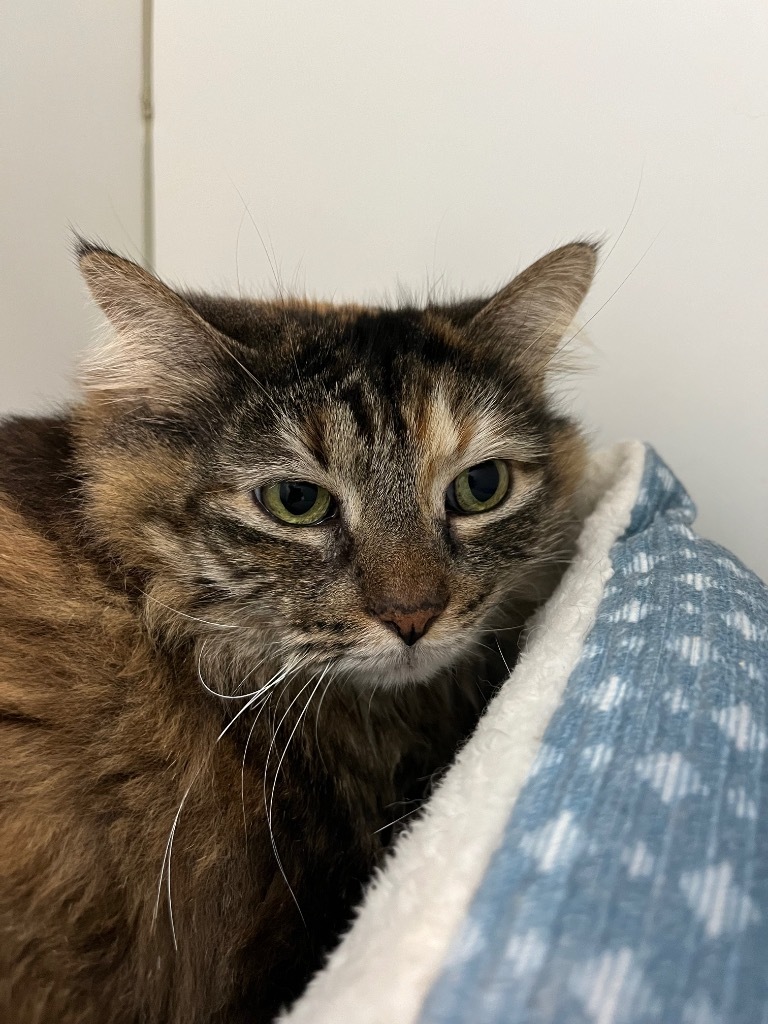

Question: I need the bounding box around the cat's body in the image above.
[0,241,595,1023]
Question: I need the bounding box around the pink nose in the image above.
[374,603,446,646]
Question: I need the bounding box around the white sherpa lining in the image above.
[280,440,647,1024]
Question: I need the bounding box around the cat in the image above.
[0,239,595,1024]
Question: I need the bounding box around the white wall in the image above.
[0,0,144,414]
[155,1,768,580]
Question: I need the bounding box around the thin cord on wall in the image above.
[141,0,155,270]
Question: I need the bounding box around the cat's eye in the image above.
[445,459,510,515]
[256,481,336,525]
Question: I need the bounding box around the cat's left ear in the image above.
[77,241,227,407]
[466,241,598,379]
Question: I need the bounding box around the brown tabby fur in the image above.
[0,241,596,1023]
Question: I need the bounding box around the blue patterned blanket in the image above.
[282,443,768,1024]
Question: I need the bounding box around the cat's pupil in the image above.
[466,461,500,503]
[280,481,318,515]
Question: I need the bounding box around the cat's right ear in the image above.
[77,241,225,407]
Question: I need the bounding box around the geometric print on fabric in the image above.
[418,447,768,1024]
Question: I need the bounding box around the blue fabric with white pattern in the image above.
[419,447,768,1024]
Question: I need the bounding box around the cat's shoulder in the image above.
[0,413,91,602]
[0,413,79,526]
[0,414,141,701]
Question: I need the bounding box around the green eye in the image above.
[446,459,510,515]
[257,481,336,525]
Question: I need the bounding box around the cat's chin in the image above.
[337,639,468,688]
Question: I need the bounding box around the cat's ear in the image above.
[77,241,226,406]
[466,241,598,379]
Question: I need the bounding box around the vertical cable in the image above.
[141,0,155,270]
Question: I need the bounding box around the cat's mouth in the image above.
[337,633,473,686]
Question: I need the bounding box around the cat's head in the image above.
[75,241,595,689]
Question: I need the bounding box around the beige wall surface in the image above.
[0,0,143,414]
[153,1,768,580]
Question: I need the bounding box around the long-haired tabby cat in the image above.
[0,239,595,1023]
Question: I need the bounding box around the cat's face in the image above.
[76,243,594,689]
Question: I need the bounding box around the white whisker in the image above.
[153,765,203,951]
[269,667,329,831]
[263,666,330,928]
[217,656,305,743]
[142,591,243,631]
[197,642,274,701]
[240,672,299,852]
[371,804,421,836]
[313,673,336,776]
[495,635,512,675]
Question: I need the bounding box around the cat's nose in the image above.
[374,601,447,646]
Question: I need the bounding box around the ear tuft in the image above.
[467,241,599,378]
[72,234,106,262]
